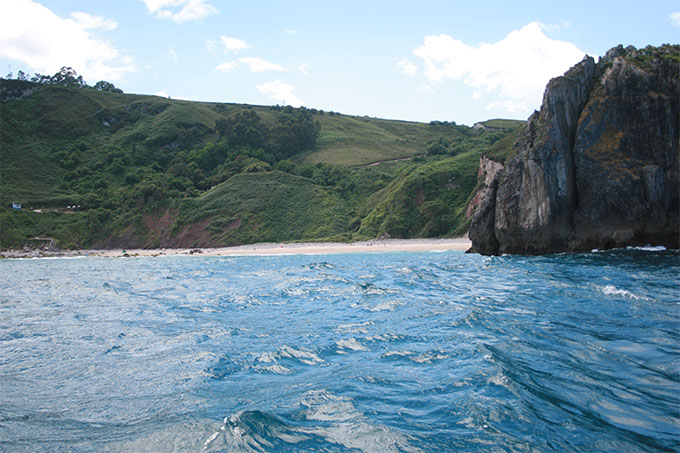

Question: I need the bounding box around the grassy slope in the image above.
[0,87,221,205]
[359,149,484,238]
[175,171,352,246]
[476,118,525,130]
[0,79,522,249]
[302,116,466,166]
[482,126,520,163]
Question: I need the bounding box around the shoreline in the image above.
[0,238,472,259]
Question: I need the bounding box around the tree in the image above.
[268,108,320,159]
[216,109,266,149]
[427,137,449,155]
[50,67,86,87]
[93,80,123,93]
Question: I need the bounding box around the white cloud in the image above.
[410,22,586,114]
[415,84,434,94]
[140,0,217,23]
[541,21,571,32]
[671,12,680,28]
[205,38,218,55]
[257,80,303,106]
[215,61,239,73]
[70,12,117,31]
[485,100,527,113]
[215,58,289,74]
[283,29,297,34]
[239,57,285,72]
[0,0,135,82]
[295,62,309,74]
[220,36,250,53]
[168,47,178,62]
[154,89,169,97]
[397,57,418,76]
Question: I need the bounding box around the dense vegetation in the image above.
[0,72,521,250]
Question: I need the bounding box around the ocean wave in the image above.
[277,345,324,365]
[336,338,369,352]
[627,245,667,252]
[599,284,647,300]
[592,245,668,253]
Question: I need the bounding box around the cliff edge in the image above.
[468,44,679,255]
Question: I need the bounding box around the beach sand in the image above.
[1,238,471,259]
[94,238,471,258]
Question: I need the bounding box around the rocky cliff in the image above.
[468,44,679,255]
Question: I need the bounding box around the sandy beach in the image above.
[1,238,471,259]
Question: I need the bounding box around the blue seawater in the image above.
[0,249,678,452]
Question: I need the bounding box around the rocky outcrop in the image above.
[466,156,504,255]
[468,44,679,255]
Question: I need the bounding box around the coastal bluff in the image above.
[468,44,679,255]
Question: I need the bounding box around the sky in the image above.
[1,1,678,125]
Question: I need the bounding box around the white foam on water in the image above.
[411,350,449,364]
[382,350,415,358]
[336,338,369,352]
[366,300,403,312]
[592,245,668,253]
[336,321,372,334]
[627,245,667,252]
[279,345,324,365]
[299,390,418,452]
[600,285,647,300]
[255,364,292,374]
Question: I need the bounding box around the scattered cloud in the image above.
[239,57,285,72]
[415,84,434,94]
[70,12,117,31]
[154,89,169,97]
[215,57,290,74]
[205,38,218,55]
[295,62,309,74]
[485,100,526,113]
[410,22,585,114]
[0,0,135,82]
[140,0,217,23]
[215,61,239,73]
[397,58,418,76]
[541,21,571,32]
[168,47,178,62]
[220,36,250,53]
[670,12,680,28]
[257,80,303,106]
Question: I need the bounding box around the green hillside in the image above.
[0,76,522,249]
[302,116,469,166]
[359,149,485,238]
[474,118,525,130]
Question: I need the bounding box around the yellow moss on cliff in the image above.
[587,128,641,180]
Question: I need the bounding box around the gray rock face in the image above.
[468,45,679,255]
[466,156,504,255]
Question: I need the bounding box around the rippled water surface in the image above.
[1,249,678,451]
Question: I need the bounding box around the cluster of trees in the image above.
[49,107,323,215]
[5,66,122,93]
[429,120,458,127]
[268,105,341,116]
[214,106,320,160]
[427,130,506,156]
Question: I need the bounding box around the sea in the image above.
[0,248,678,452]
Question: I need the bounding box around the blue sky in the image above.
[1,0,678,125]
